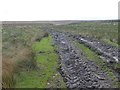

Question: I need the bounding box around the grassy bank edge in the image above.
[15,35,66,88]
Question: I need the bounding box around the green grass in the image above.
[15,36,66,88]
[33,36,54,52]
[71,39,119,88]
[103,39,118,47]
[113,63,120,71]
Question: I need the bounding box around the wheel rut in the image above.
[51,31,113,89]
[73,35,119,63]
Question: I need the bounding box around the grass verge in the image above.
[15,35,66,88]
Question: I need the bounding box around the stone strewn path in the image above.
[51,31,112,89]
[73,35,119,63]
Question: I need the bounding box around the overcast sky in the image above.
[0,0,119,21]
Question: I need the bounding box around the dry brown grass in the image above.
[2,56,16,88]
[2,47,36,88]
[15,48,36,71]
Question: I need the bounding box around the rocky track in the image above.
[73,35,119,64]
[51,31,113,89]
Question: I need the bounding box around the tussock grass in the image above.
[2,47,36,88]
[14,48,36,72]
[2,56,16,88]
[2,24,48,88]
